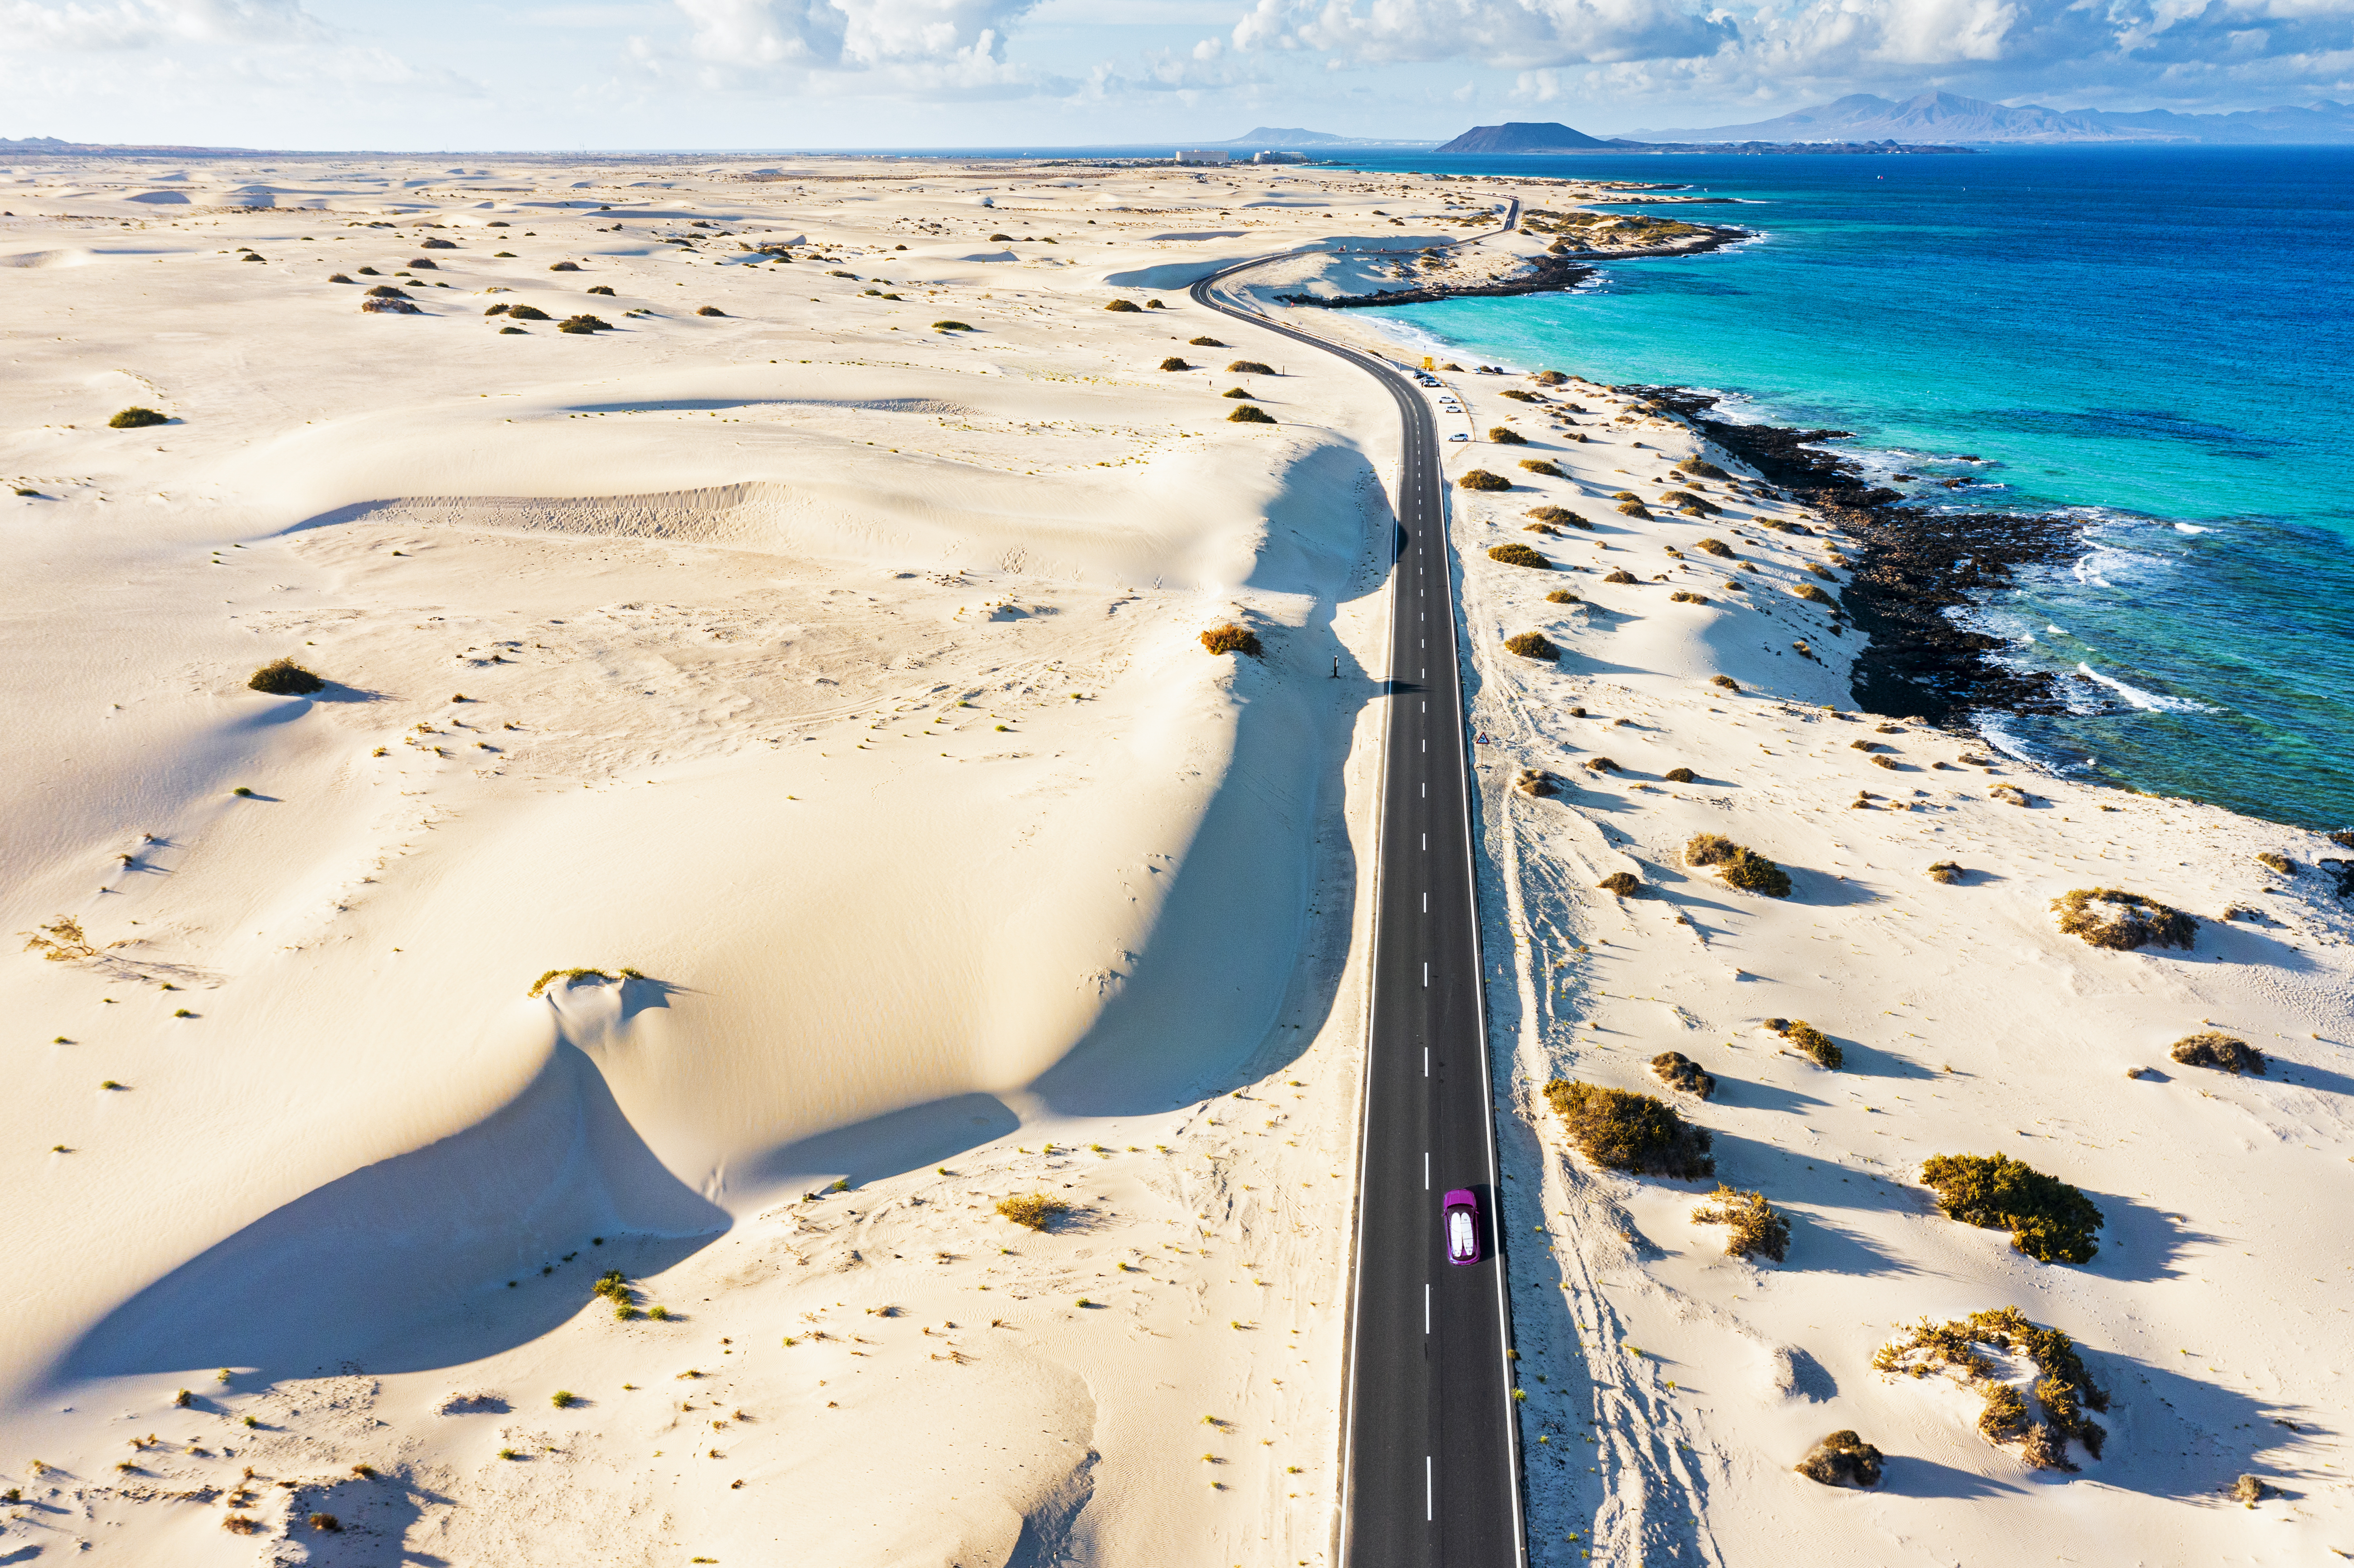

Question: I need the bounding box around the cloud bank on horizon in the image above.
[0,0,2348,145]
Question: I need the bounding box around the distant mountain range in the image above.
[1630,91,2354,145]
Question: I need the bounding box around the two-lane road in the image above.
[1191,199,1527,1568]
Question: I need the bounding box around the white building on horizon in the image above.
[1174,149,1230,165]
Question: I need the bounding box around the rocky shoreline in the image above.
[1632,386,2084,726]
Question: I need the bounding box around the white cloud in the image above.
[1,0,333,50]
[1229,0,1737,67]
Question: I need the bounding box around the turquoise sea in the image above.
[1332,146,2354,832]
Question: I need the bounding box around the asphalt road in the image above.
[1192,201,1528,1568]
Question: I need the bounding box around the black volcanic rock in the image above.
[1435,121,1610,154]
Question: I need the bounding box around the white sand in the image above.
[3,155,2349,1566]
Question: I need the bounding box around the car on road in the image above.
[1448,431,1469,441]
[1443,1189,1481,1266]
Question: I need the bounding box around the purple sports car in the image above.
[1443,1188,1480,1266]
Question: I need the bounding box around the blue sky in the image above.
[3,0,2349,150]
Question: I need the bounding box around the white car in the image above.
[1448,432,1469,441]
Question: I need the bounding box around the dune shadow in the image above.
[54,1042,726,1385]
[1877,1455,2023,1500]
[2078,1187,2208,1284]
[304,681,396,706]
[1027,443,1388,1117]
[741,1093,1022,1194]
[1701,1130,1918,1277]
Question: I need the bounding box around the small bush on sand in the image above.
[329,273,355,284]
[1543,1080,1713,1179]
[1533,370,1568,386]
[1227,405,1275,424]
[1227,360,1274,375]
[559,315,613,334]
[1104,299,1141,312]
[248,657,325,696]
[1664,766,1694,783]
[1791,582,1836,606]
[1188,336,1224,347]
[1504,631,1556,660]
[1487,542,1549,569]
[1925,860,1966,883]
[1488,426,1528,445]
[1686,833,1791,897]
[1499,388,1537,402]
[1919,1154,2102,1263]
[528,968,615,997]
[1602,569,1637,584]
[1616,500,1652,518]
[2051,888,2195,951]
[1769,1018,1842,1070]
[485,302,511,315]
[933,320,972,332]
[696,305,727,317]
[507,304,551,321]
[1694,1185,1788,1261]
[550,261,581,272]
[1669,591,1708,605]
[996,1192,1069,1230]
[1200,624,1262,658]
[1525,505,1586,528]
[1584,756,1618,772]
[1518,459,1564,477]
[22,915,106,962]
[309,1514,342,1532]
[2233,1474,2272,1503]
[1544,589,1578,604]
[1677,457,1730,480]
[1458,470,1510,492]
[552,1390,577,1408]
[1873,1307,2106,1467]
[500,326,528,334]
[1795,1430,1880,1488]
[1709,674,1738,691]
[1516,768,1560,797]
[2255,851,2294,876]
[2170,1031,2265,1075]
[1159,357,1192,371]
[1598,871,1641,897]
[222,1515,262,1534]
[587,285,616,295]
[1695,537,1733,557]
[1220,387,1250,398]
[1651,1050,1715,1098]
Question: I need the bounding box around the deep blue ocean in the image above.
[1328,146,2354,832]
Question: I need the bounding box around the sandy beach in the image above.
[3,152,2349,1567]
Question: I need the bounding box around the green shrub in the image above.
[1650,1050,1714,1098]
[1544,588,1577,604]
[1677,457,1729,479]
[1458,470,1510,492]
[1601,569,1636,584]
[1200,624,1262,657]
[1926,860,1964,883]
[247,658,324,696]
[2256,851,2293,875]
[1616,500,1651,518]
[1221,387,1249,398]
[309,1513,342,1532]
[1188,336,1224,347]
[110,407,170,429]
[1227,405,1275,423]
[1542,1080,1713,1179]
[1518,459,1564,477]
[1709,674,1738,690]
[996,1192,1069,1230]
[1487,426,1527,445]
[587,285,615,295]
[932,320,973,331]
[528,968,615,997]
[1499,388,1536,402]
[1918,1153,2102,1263]
[2050,888,2195,951]
[1695,537,1733,557]
[1664,766,1694,782]
[1487,542,1549,569]
[1159,357,1192,371]
[1503,631,1556,660]
[1598,871,1641,896]
[507,304,551,321]
[1721,850,1792,898]
[559,315,613,334]
[1227,360,1274,374]
[1693,1185,1787,1260]
[1669,590,1708,605]
[552,1390,577,1408]
[1795,1429,1880,1488]
[1791,583,1836,606]
[500,326,527,334]
[2170,1031,2265,1074]
[1525,505,1578,525]
[1872,1307,2106,1466]
[1104,299,1141,312]
[1770,1018,1842,1070]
